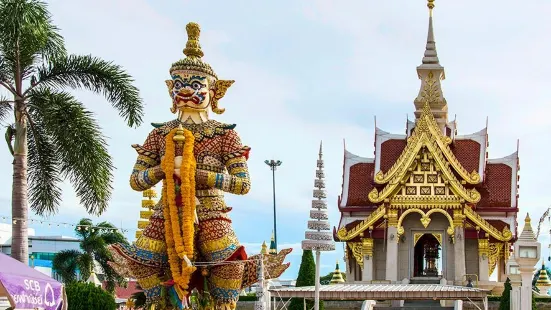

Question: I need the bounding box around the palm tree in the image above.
[0,0,143,263]
[52,218,129,292]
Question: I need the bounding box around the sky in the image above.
[2,0,551,279]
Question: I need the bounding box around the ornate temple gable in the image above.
[374,127,407,174]
[388,147,463,209]
[339,149,374,207]
[482,152,519,209]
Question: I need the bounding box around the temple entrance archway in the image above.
[413,233,442,277]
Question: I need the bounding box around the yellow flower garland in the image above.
[161,127,197,297]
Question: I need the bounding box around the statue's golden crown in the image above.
[170,22,218,79]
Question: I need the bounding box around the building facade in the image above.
[0,223,81,279]
[333,4,518,290]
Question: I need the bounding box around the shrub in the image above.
[65,282,117,310]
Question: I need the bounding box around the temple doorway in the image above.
[413,233,442,277]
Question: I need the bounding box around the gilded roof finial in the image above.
[183,22,204,58]
[525,213,531,224]
[428,0,435,17]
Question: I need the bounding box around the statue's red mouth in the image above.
[176,95,201,105]
[175,91,206,105]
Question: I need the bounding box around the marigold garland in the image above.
[161,127,197,298]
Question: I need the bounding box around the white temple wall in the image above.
[465,239,479,278]
[374,239,386,280]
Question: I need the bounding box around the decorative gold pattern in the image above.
[396,208,454,239]
[478,238,489,257]
[488,242,503,276]
[432,233,442,245]
[347,242,364,269]
[362,238,374,258]
[414,233,442,246]
[387,208,399,227]
[464,207,512,241]
[414,233,424,246]
[369,130,481,203]
[337,205,386,241]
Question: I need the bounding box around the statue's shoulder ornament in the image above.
[152,120,236,143]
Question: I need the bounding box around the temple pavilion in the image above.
[333,1,519,291]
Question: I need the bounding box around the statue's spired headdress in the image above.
[170,22,217,80]
[167,22,233,114]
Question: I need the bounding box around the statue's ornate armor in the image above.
[109,22,290,310]
[110,120,253,304]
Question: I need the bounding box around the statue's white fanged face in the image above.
[167,71,214,112]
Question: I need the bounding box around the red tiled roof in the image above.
[380,139,407,173]
[346,163,374,206]
[451,139,481,174]
[103,280,141,299]
[478,163,512,208]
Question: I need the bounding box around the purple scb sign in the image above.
[0,273,63,310]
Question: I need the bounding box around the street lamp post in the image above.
[264,159,282,252]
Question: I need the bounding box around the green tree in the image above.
[65,282,117,310]
[499,277,511,310]
[52,218,128,292]
[0,0,143,264]
[289,250,324,310]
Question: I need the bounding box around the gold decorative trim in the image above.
[414,233,424,246]
[432,233,442,245]
[389,195,463,208]
[414,233,442,246]
[464,208,512,241]
[396,208,454,239]
[369,133,481,203]
[387,209,399,227]
[362,238,374,258]
[348,242,364,270]
[373,96,480,187]
[488,242,503,276]
[478,238,489,257]
[337,205,386,241]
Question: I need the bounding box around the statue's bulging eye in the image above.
[174,81,183,89]
[191,81,204,90]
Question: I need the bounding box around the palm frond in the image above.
[76,253,93,281]
[0,98,12,122]
[26,103,62,215]
[52,249,81,283]
[30,54,143,127]
[28,89,113,215]
[0,55,13,86]
[0,0,66,70]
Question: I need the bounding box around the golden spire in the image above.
[183,22,204,58]
[525,213,531,224]
[260,241,268,255]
